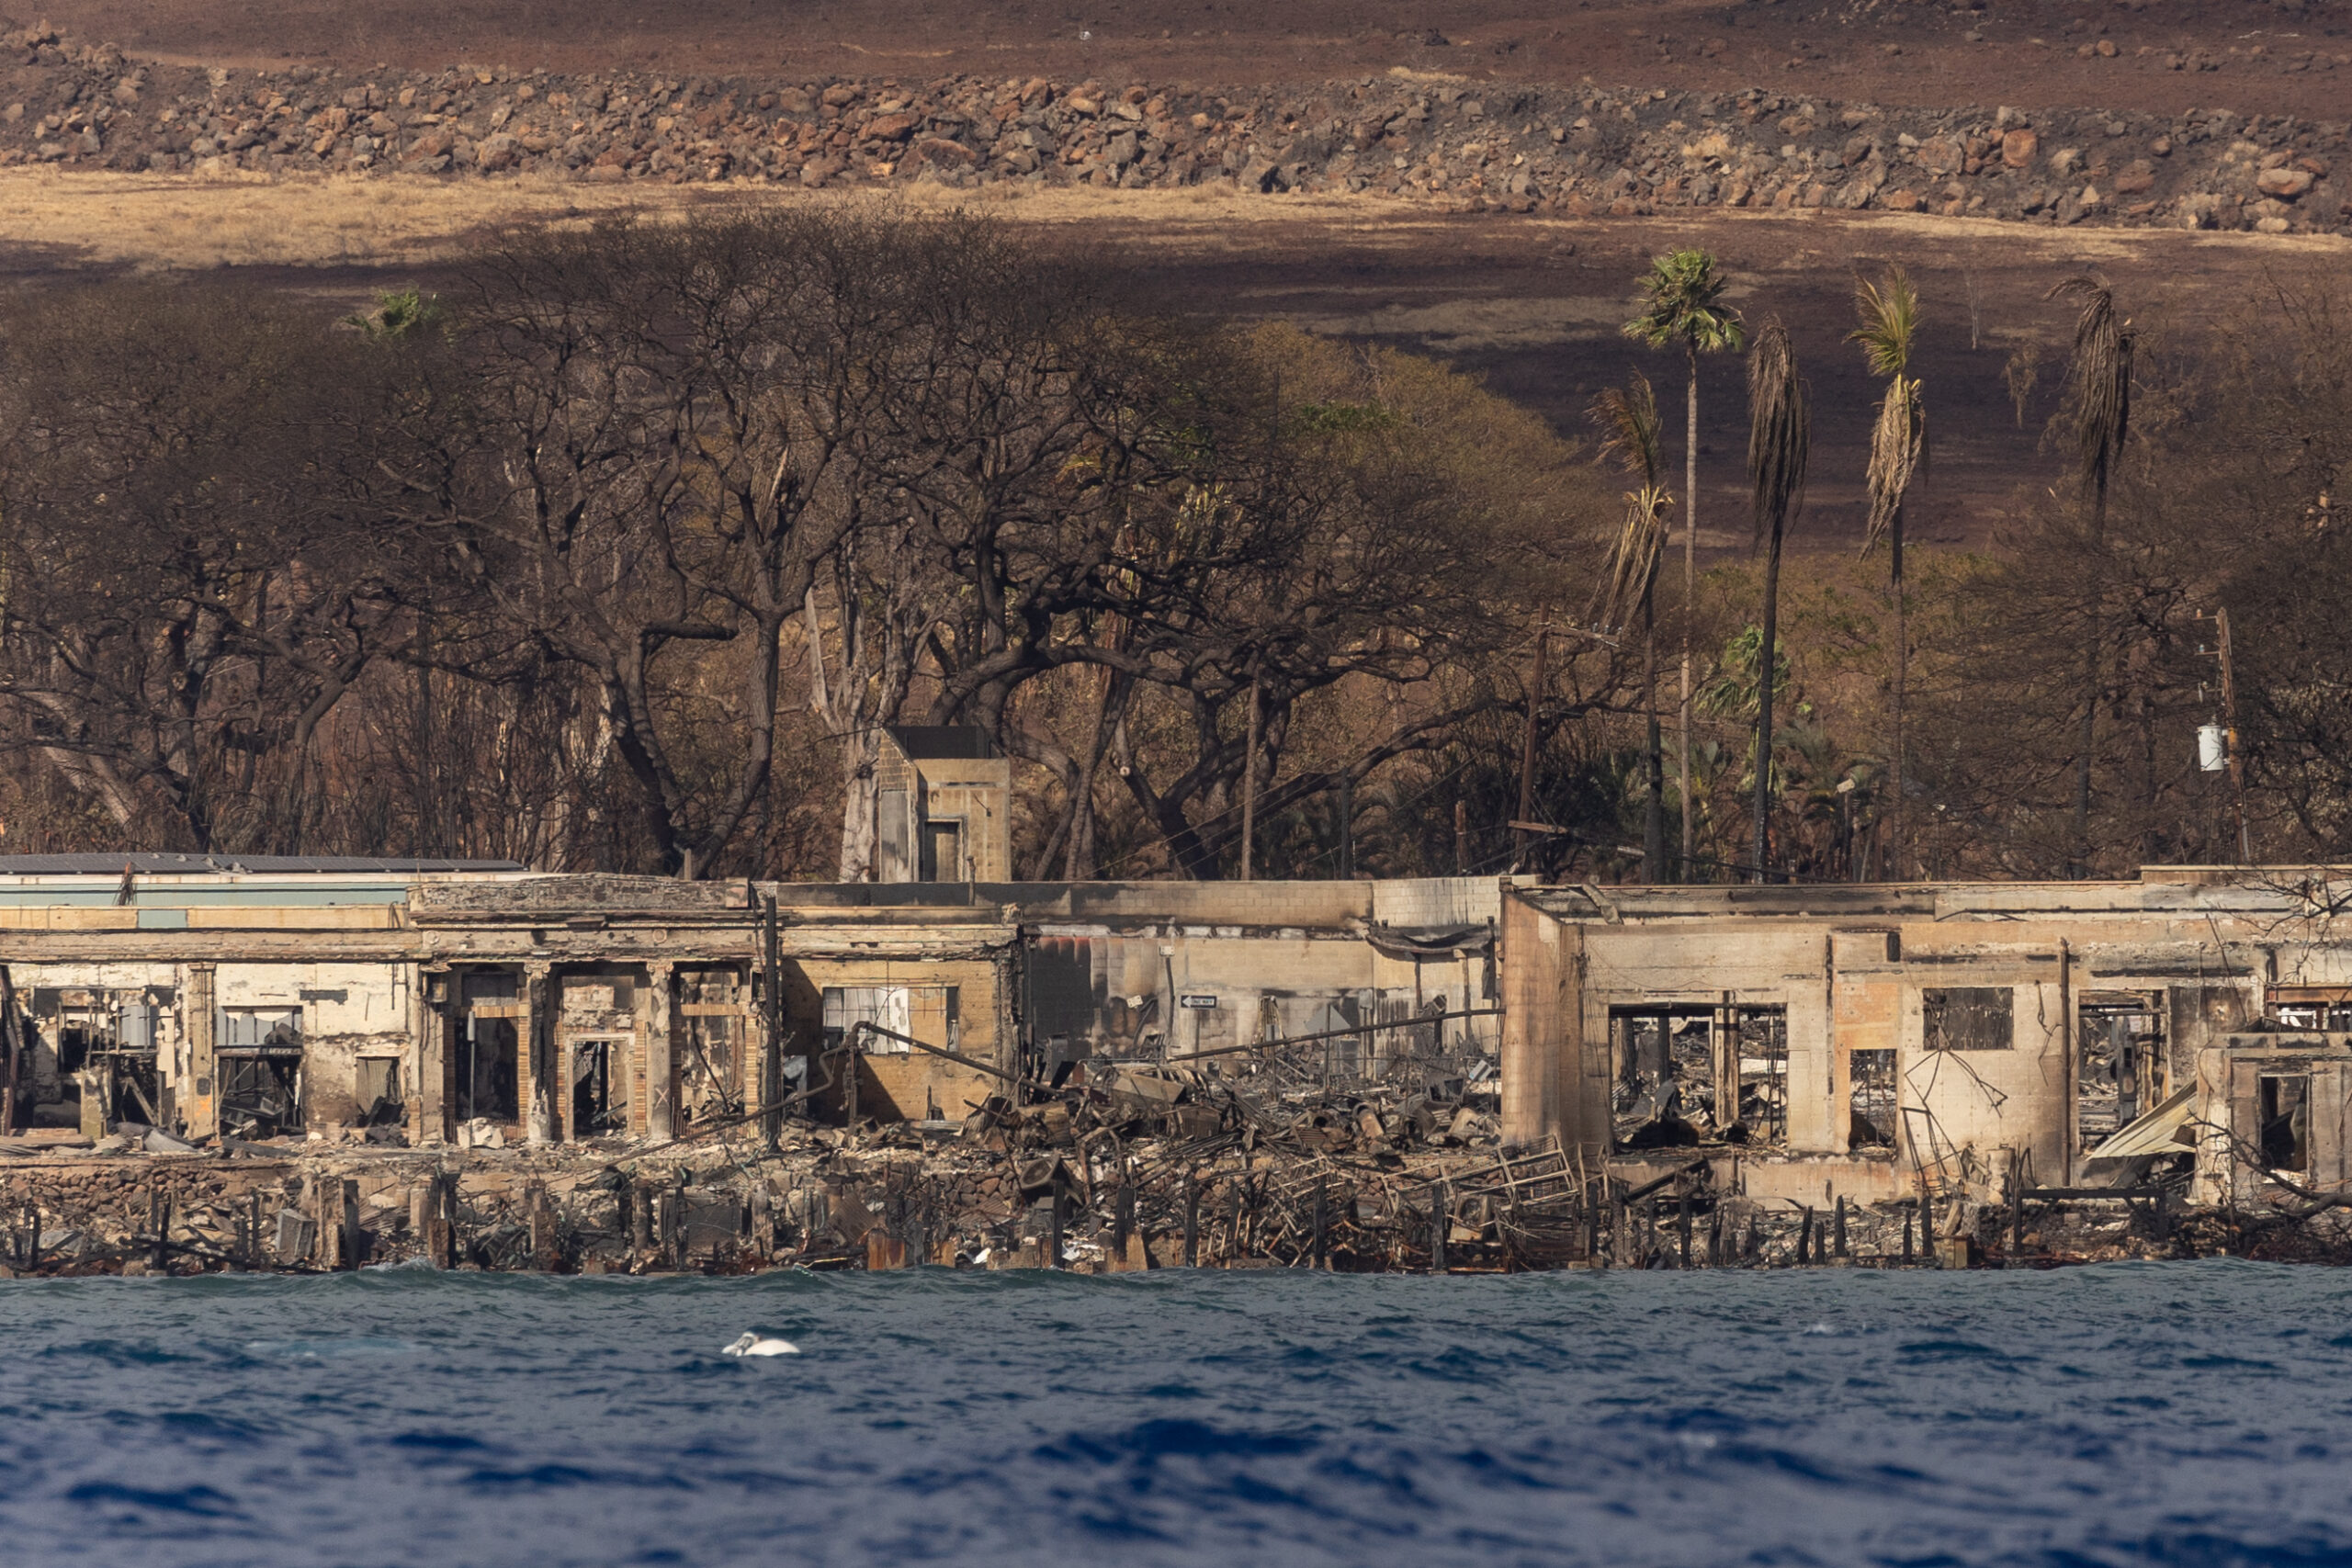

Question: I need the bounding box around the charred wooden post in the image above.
[1312,1180,1328,1270]
[340,1179,361,1271]
[761,897,785,1154]
[1430,1184,1448,1274]
[1797,1206,1814,1265]
[1182,1177,1199,1268]
[147,1188,168,1272]
[668,1181,688,1270]
[525,1181,552,1270]
[1833,1195,1849,1258]
[1677,1190,1692,1268]
[437,1173,460,1268]
[1903,1201,1916,1264]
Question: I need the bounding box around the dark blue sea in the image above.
[2,1261,2347,1567]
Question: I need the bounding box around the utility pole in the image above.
[1454,800,1468,874]
[2216,607,2251,863]
[1512,627,1550,874]
[1239,662,1262,881]
[761,896,784,1152]
[1337,773,1354,881]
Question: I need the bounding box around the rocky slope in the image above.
[4,23,2349,234]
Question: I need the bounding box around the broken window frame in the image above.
[1849,1047,1898,1149]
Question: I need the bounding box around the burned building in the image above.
[1499,868,2352,1210]
[0,861,1501,1157]
[0,857,2343,1219]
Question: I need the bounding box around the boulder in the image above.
[2258,165,2315,199]
[2001,128,2039,168]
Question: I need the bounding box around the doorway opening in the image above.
[570,1038,626,1137]
[2078,992,2165,1153]
[458,1016,519,1124]
[2259,1074,2311,1172]
[919,818,964,882]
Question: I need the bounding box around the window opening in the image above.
[823,987,913,1052]
[1611,1002,1789,1149]
[1923,987,2013,1051]
[355,1056,404,1128]
[1731,1006,1789,1144]
[1849,1048,1897,1147]
[1611,1006,1711,1148]
[218,1007,304,1138]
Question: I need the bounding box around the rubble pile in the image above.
[0,25,2347,233]
[0,1053,2214,1275]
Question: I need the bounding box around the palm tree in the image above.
[1590,374,1672,881]
[1623,250,1745,880]
[2049,275,2132,876]
[1849,267,1927,878]
[1746,319,1809,885]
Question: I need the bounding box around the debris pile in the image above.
[0,25,2346,232]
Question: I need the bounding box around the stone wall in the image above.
[1,26,2347,233]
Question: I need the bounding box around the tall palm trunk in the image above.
[1680,350,1698,882]
[2071,482,2103,877]
[1745,320,1808,886]
[1754,538,1781,882]
[1644,584,1665,880]
[1891,508,1906,877]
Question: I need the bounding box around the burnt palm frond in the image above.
[1746,319,1809,550]
[1590,372,1664,489]
[1862,373,1927,553]
[1589,374,1670,630]
[1850,269,1927,554]
[2048,273,2133,502]
[1595,484,1670,632]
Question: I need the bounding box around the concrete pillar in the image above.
[409,964,450,1146]
[644,961,676,1143]
[524,963,555,1146]
[183,964,218,1141]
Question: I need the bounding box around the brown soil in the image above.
[28,0,2352,120]
[0,169,2324,552]
[5,0,2345,551]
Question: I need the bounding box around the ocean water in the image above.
[1,1261,2347,1568]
